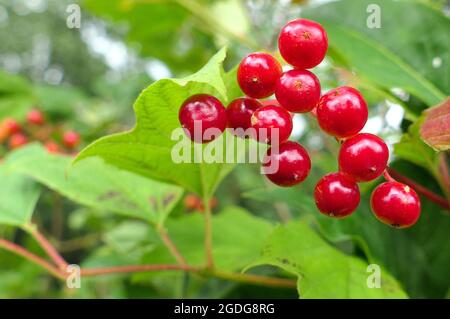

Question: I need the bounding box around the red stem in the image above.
[156,226,187,266]
[27,226,69,270]
[80,264,199,277]
[386,167,450,211]
[0,239,66,279]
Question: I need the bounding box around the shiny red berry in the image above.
[237,52,283,99]
[3,118,21,135]
[317,86,368,138]
[262,141,311,187]
[226,98,262,135]
[371,182,421,228]
[63,131,81,149]
[27,109,45,125]
[339,133,389,182]
[314,172,360,218]
[251,104,293,144]
[278,19,328,69]
[9,133,28,149]
[179,94,227,143]
[275,69,321,113]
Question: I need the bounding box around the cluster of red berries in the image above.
[0,108,81,156]
[178,19,421,228]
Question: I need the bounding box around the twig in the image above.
[80,264,198,277]
[25,225,69,270]
[156,226,187,266]
[0,237,297,290]
[386,167,450,211]
[0,239,66,280]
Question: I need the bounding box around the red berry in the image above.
[3,118,21,135]
[27,109,45,125]
[314,172,360,218]
[339,133,389,182]
[275,69,321,113]
[179,94,227,143]
[9,133,28,149]
[45,141,60,153]
[251,105,293,144]
[226,98,262,135]
[184,194,202,211]
[262,141,311,187]
[63,131,81,149]
[317,86,368,138]
[237,52,283,99]
[371,182,421,228]
[278,19,328,69]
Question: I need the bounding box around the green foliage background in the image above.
[0,0,448,298]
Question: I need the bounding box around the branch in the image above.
[0,237,297,290]
[80,266,297,289]
[156,226,187,266]
[80,264,199,277]
[0,239,66,280]
[386,167,450,211]
[25,225,69,270]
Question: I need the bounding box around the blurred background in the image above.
[0,0,448,298]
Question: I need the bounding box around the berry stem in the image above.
[0,238,66,280]
[386,167,450,211]
[24,224,69,270]
[382,169,396,183]
[156,226,187,266]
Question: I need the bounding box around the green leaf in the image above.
[246,221,407,298]
[0,167,40,227]
[138,206,274,272]
[5,145,182,225]
[74,48,237,197]
[419,98,450,151]
[394,119,439,176]
[305,0,448,108]
[104,221,155,254]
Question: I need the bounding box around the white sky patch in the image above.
[362,115,383,134]
[432,57,442,68]
[81,22,131,71]
[145,60,171,80]
[385,100,404,129]
[290,114,307,139]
